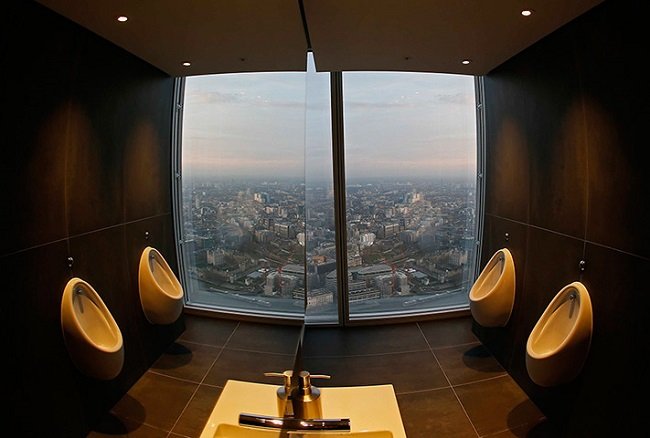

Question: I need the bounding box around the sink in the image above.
[200,380,405,438]
[214,423,393,437]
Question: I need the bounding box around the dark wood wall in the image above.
[477,0,645,435]
[1,1,183,435]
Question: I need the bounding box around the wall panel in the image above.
[1,1,179,435]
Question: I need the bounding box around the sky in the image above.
[182,56,477,182]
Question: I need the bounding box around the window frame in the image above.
[171,73,485,326]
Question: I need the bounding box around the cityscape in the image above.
[180,176,478,319]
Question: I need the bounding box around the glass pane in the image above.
[342,72,478,319]
[303,54,337,324]
[180,71,307,319]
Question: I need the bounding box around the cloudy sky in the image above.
[182,57,476,182]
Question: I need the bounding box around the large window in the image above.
[342,72,477,319]
[177,71,309,319]
[175,62,480,324]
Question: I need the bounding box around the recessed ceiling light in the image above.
[182,62,192,67]
[117,15,128,22]
[521,9,534,17]
[461,59,471,65]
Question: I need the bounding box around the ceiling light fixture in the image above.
[182,62,192,67]
[461,59,471,65]
[117,15,128,22]
[521,9,534,17]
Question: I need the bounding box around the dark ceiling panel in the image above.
[36,0,309,76]
[36,0,604,76]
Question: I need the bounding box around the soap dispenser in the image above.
[291,370,330,419]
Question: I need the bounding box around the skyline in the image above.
[182,62,477,181]
[181,175,476,318]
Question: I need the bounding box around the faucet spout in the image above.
[239,413,350,431]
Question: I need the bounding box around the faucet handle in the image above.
[308,373,331,380]
[264,370,293,389]
[297,371,330,393]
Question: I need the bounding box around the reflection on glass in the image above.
[342,72,478,319]
[304,54,335,324]
[180,69,308,318]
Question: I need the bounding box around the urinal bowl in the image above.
[469,248,516,327]
[138,246,184,325]
[60,277,124,380]
[526,281,593,387]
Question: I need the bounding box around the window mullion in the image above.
[171,76,188,300]
[330,72,350,326]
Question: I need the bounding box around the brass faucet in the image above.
[239,370,350,431]
[291,370,330,419]
[264,370,330,418]
[263,370,294,416]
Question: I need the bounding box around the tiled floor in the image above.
[88,314,549,437]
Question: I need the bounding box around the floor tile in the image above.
[172,384,223,438]
[150,340,222,383]
[179,315,239,347]
[486,417,558,438]
[302,323,428,357]
[88,414,169,437]
[99,314,544,437]
[418,316,478,348]
[397,388,477,438]
[304,350,449,393]
[454,375,545,436]
[202,349,296,387]
[434,342,506,385]
[110,371,198,432]
[226,321,302,354]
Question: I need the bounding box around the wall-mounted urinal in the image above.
[469,248,516,327]
[138,246,184,325]
[60,277,124,380]
[526,281,593,387]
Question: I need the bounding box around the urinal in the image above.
[138,246,184,324]
[60,277,124,380]
[526,281,593,387]
[469,248,516,327]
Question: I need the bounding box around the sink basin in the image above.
[200,380,405,438]
[215,423,393,437]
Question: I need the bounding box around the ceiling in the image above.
[36,0,605,77]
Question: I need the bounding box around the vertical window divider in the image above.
[474,76,486,279]
[171,76,188,300]
[330,72,350,326]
